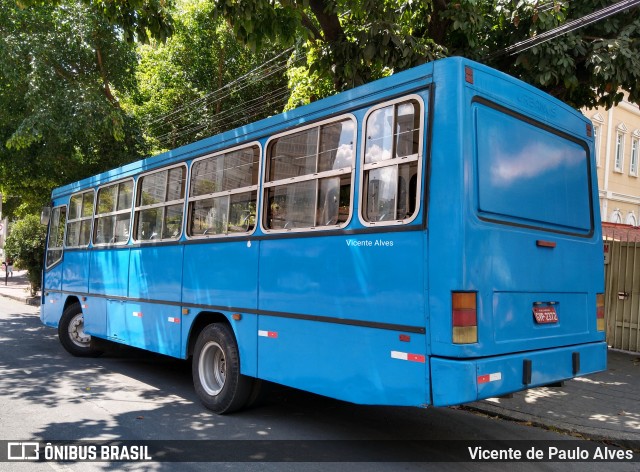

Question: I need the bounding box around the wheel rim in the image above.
[199,341,226,396]
[68,312,91,348]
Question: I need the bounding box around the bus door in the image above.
[41,205,66,326]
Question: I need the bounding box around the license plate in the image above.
[533,306,558,324]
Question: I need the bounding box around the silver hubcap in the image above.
[68,313,91,347]
[199,341,226,396]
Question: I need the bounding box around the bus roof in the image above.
[51,56,586,198]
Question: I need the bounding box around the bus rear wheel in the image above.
[58,302,103,358]
[192,323,253,414]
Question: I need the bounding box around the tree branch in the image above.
[279,0,323,40]
[308,0,345,43]
[428,0,451,45]
[95,47,119,107]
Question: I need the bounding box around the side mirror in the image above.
[40,206,51,226]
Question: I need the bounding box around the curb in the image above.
[0,291,41,307]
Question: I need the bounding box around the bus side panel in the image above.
[129,246,183,302]
[85,248,131,337]
[83,296,107,338]
[89,248,130,297]
[257,316,429,406]
[258,232,425,327]
[41,265,64,327]
[103,299,182,357]
[182,241,260,368]
[62,250,90,294]
[182,240,259,310]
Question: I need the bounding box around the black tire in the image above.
[192,323,254,414]
[58,302,103,358]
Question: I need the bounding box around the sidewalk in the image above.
[0,274,637,447]
[468,349,640,448]
[0,269,40,306]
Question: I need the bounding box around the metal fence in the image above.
[603,223,640,352]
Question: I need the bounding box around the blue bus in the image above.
[41,57,607,413]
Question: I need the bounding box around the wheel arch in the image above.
[187,311,231,358]
[63,295,81,313]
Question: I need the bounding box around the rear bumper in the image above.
[430,341,607,406]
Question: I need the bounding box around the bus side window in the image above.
[187,145,259,238]
[264,117,355,231]
[46,206,67,268]
[362,97,423,224]
[66,190,94,248]
[94,179,133,245]
[134,165,186,243]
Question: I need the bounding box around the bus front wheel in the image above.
[58,302,103,358]
[193,323,253,414]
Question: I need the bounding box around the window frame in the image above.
[614,132,625,173]
[133,163,187,243]
[65,189,95,248]
[261,114,357,234]
[186,142,262,239]
[358,94,425,228]
[46,205,67,269]
[593,124,601,167]
[631,136,639,177]
[93,177,134,246]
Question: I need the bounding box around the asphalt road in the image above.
[0,298,636,472]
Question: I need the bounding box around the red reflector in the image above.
[596,307,605,319]
[465,66,474,84]
[586,123,593,137]
[407,354,426,363]
[453,309,477,327]
[536,240,556,248]
[399,334,411,342]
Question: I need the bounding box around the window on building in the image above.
[631,138,639,177]
[593,125,601,167]
[626,212,637,226]
[611,210,622,224]
[615,132,625,172]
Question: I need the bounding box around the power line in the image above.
[149,50,306,148]
[146,47,295,129]
[488,0,640,59]
[147,57,293,134]
[150,1,640,148]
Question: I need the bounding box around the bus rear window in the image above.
[475,102,592,236]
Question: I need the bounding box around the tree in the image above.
[0,0,174,219]
[213,0,640,109]
[126,0,289,152]
[3,214,46,295]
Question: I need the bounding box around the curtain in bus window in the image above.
[475,104,591,234]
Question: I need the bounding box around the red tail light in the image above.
[452,292,478,344]
[596,293,605,332]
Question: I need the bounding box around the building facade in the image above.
[586,97,640,226]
